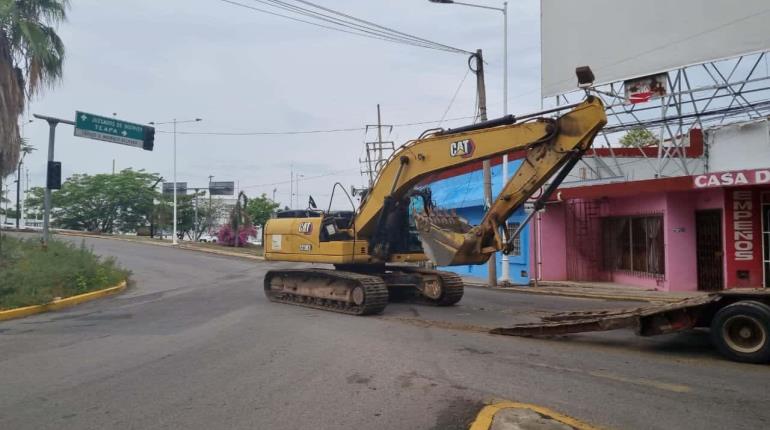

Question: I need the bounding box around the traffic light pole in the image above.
[33,114,74,248]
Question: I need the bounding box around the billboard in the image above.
[162,182,187,195]
[209,181,235,196]
[541,0,770,97]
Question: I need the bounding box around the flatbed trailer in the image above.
[491,289,770,363]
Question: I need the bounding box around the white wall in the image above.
[541,0,770,97]
[707,119,770,173]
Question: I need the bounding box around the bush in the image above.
[216,224,257,247]
[0,237,130,310]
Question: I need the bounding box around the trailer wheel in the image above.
[710,301,770,364]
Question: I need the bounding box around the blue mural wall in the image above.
[426,160,530,284]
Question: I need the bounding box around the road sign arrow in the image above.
[74,111,152,151]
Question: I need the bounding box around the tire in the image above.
[710,300,770,364]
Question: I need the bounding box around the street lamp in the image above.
[296,174,305,208]
[429,0,511,282]
[16,119,34,228]
[148,117,202,244]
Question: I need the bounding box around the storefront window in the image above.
[602,215,665,275]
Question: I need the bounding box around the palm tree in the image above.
[0,0,68,175]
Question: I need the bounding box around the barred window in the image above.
[507,222,522,256]
[602,216,664,275]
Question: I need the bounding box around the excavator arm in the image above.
[356,96,607,266]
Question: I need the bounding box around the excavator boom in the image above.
[412,96,607,266]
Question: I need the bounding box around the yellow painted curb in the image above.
[176,244,264,260]
[469,401,600,430]
[0,280,127,322]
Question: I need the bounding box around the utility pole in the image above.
[208,175,214,233]
[360,105,394,187]
[473,49,497,287]
[172,119,178,244]
[15,160,22,228]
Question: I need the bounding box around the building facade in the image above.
[534,119,770,292]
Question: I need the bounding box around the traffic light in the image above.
[143,125,155,151]
[47,161,62,189]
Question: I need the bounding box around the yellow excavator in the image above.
[263,73,607,315]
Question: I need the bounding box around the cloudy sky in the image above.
[16,0,541,209]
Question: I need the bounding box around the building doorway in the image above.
[695,210,724,291]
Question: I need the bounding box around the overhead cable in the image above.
[218,0,470,55]
[155,115,478,136]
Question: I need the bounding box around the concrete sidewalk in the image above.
[464,278,704,303]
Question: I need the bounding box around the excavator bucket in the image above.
[414,209,491,266]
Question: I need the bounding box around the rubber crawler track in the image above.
[374,267,465,307]
[397,269,464,306]
[434,271,464,306]
[264,269,389,315]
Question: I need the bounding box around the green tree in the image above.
[23,185,44,219]
[44,169,160,233]
[619,127,658,147]
[153,192,224,241]
[0,0,68,175]
[245,193,280,228]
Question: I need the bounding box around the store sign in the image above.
[693,168,770,188]
[731,190,754,261]
[624,73,667,104]
[724,189,763,288]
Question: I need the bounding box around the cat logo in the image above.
[299,244,313,252]
[298,222,313,234]
[450,139,474,158]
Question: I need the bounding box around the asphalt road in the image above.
[1,235,769,429]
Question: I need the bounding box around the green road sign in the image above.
[74,111,154,151]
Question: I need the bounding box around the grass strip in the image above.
[0,236,129,310]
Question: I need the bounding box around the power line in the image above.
[438,68,471,126]
[218,0,470,55]
[239,168,359,189]
[156,114,478,136]
[251,0,460,52]
[288,0,471,54]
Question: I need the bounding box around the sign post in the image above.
[32,111,156,248]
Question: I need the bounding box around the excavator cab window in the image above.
[319,211,355,242]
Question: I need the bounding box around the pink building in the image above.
[532,120,770,292]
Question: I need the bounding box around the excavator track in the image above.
[378,267,465,306]
[433,271,465,306]
[264,269,389,315]
[409,270,464,306]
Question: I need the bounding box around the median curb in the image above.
[470,401,600,430]
[54,231,264,261]
[0,280,127,322]
[176,244,264,260]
